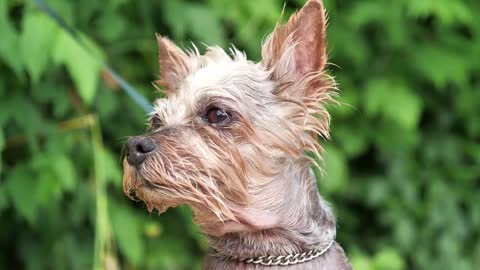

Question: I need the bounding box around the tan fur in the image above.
[123,0,351,269]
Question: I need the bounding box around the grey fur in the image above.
[204,160,352,269]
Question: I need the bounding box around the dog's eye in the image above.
[205,107,231,126]
[150,116,163,128]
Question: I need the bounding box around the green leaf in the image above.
[110,204,144,265]
[21,12,60,82]
[365,79,422,130]
[406,0,472,25]
[161,1,189,39]
[348,1,388,27]
[350,252,373,270]
[178,206,208,250]
[35,171,64,205]
[51,154,76,191]
[394,218,416,251]
[386,87,422,130]
[321,146,348,193]
[186,4,226,46]
[95,12,127,41]
[0,0,22,75]
[162,1,226,47]
[0,129,3,175]
[102,150,121,186]
[0,183,8,213]
[29,153,73,204]
[53,32,103,105]
[373,248,405,270]
[412,46,469,89]
[0,128,4,152]
[334,125,368,157]
[6,166,38,223]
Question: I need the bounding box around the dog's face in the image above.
[123,0,333,236]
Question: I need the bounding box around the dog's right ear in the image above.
[156,34,189,92]
[261,0,328,95]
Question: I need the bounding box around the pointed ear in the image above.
[156,34,189,92]
[262,0,328,83]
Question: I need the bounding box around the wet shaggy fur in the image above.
[122,0,352,269]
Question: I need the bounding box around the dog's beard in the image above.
[123,159,172,213]
[123,161,248,236]
[122,151,245,226]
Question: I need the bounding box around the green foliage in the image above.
[0,0,479,269]
[53,32,103,105]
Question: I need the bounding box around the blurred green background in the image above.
[1,0,479,269]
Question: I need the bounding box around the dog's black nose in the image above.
[126,137,156,167]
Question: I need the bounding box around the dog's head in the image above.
[123,0,335,236]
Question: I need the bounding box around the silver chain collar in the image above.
[213,240,334,266]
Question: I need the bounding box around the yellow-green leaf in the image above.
[21,12,60,82]
[53,32,103,105]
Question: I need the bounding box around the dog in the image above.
[122,0,352,269]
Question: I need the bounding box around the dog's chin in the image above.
[131,188,254,237]
[128,182,175,214]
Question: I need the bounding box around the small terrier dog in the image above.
[123,0,352,269]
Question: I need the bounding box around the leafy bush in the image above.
[1,0,479,269]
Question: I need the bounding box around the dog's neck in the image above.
[206,159,337,261]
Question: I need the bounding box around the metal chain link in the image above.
[214,240,334,266]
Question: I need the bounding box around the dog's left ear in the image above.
[262,0,328,92]
[156,34,189,92]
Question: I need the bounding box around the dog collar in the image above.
[213,239,334,266]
